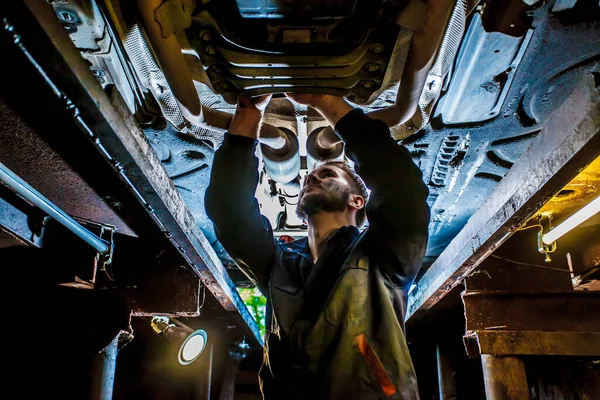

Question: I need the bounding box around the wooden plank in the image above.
[462,292,600,332]
[474,330,600,356]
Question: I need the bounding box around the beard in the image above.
[296,182,352,221]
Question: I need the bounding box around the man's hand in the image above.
[286,93,353,127]
[238,94,272,114]
[229,94,272,139]
[285,93,330,108]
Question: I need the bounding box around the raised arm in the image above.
[289,94,431,287]
[205,96,275,294]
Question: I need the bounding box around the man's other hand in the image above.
[285,93,330,108]
[286,93,353,127]
[238,94,272,114]
[229,94,272,139]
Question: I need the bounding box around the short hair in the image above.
[318,160,369,227]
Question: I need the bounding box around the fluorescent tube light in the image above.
[542,195,600,245]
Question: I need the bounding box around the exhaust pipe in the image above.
[368,0,458,127]
[306,126,344,172]
[261,128,300,184]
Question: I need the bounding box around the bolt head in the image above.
[364,63,380,72]
[200,30,211,41]
[360,80,376,89]
[205,45,216,55]
[370,44,384,54]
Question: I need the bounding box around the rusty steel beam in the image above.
[129,267,203,318]
[407,77,600,322]
[4,0,261,345]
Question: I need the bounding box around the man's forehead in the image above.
[313,164,344,174]
[303,164,349,185]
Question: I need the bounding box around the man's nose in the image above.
[306,172,320,186]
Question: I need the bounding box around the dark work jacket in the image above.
[205,109,430,399]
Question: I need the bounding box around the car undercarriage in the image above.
[47,0,599,277]
[1,0,599,398]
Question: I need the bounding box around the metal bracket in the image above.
[97,224,115,268]
[537,214,557,262]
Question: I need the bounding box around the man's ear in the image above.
[349,194,365,211]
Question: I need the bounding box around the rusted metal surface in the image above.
[472,330,600,356]
[129,266,202,317]
[0,99,137,236]
[0,161,111,255]
[407,77,600,322]
[462,291,600,332]
[5,0,261,345]
[481,355,529,400]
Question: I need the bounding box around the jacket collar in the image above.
[278,226,360,261]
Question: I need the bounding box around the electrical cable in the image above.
[516,223,542,231]
[490,254,570,273]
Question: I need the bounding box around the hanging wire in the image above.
[516,223,542,231]
[490,254,570,273]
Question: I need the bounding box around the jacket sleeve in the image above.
[335,109,430,288]
[205,133,275,294]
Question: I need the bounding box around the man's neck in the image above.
[307,212,355,263]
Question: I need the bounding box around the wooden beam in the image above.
[462,291,600,332]
[407,78,600,321]
[473,330,600,356]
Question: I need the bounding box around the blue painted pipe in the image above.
[0,161,110,254]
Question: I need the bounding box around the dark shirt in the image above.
[205,109,430,398]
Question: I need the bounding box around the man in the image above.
[205,93,430,399]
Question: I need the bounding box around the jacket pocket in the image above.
[355,333,397,398]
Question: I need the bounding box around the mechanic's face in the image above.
[296,165,354,220]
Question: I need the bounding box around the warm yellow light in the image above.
[181,333,206,363]
[542,195,600,245]
[178,329,208,365]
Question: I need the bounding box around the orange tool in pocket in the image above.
[355,333,397,398]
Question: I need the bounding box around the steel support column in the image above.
[194,343,214,400]
[436,341,459,400]
[218,357,238,400]
[90,331,132,400]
